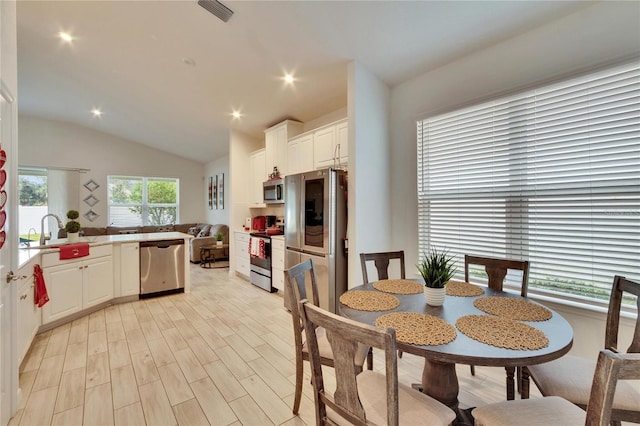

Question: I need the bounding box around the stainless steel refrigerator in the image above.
[284,168,348,314]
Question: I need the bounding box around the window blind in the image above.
[417,61,640,304]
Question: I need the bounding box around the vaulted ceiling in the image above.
[17,0,591,163]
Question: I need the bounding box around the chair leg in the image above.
[293,352,303,415]
[366,347,373,370]
[470,365,475,376]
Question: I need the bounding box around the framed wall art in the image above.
[208,176,214,209]
[217,173,224,209]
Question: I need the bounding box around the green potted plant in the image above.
[215,232,224,246]
[65,209,81,242]
[417,247,456,306]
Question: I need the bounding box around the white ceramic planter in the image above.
[424,286,445,306]
[67,232,79,243]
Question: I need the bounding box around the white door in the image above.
[0,79,18,424]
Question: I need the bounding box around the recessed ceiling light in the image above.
[283,73,295,84]
[91,108,102,118]
[232,111,241,119]
[58,31,74,43]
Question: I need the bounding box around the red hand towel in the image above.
[59,243,90,260]
[33,264,49,308]
[258,238,266,259]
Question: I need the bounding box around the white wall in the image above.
[18,115,205,228]
[204,155,230,226]
[229,129,261,272]
[347,61,390,287]
[389,0,640,278]
[387,1,640,359]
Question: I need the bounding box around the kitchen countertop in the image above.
[19,232,192,269]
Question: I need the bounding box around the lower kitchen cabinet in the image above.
[271,236,285,292]
[235,232,250,278]
[120,242,140,296]
[16,266,40,365]
[42,253,114,324]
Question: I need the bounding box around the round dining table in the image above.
[339,282,574,419]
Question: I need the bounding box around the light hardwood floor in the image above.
[11,264,542,426]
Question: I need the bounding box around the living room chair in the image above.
[524,275,640,424]
[465,254,530,399]
[298,299,456,426]
[473,349,640,426]
[284,259,372,415]
[360,251,406,283]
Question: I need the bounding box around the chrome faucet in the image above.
[25,227,38,247]
[40,214,64,246]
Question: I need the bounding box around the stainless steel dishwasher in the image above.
[140,239,185,297]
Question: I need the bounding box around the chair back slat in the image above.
[464,254,530,297]
[605,276,640,354]
[300,301,399,426]
[360,251,406,283]
[585,350,640,426]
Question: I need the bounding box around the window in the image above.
[417,61,639,306]
[108,176,179,226]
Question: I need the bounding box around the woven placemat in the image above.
[456,315,549,350]
[474,296,552,321]
[446,280,484,297]
[375,312,457,346]
[339,290,400,311]
[373,279,424,295]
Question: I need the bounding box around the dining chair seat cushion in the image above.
[301,326,369,367]
[528,355,640,411]
[472,396,585,426]
[328,370,455,426]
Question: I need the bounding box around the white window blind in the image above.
[417,61,640,305]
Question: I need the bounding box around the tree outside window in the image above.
[108,176,178,226]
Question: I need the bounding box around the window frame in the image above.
[416,59,640,311]
[107,175,179,226]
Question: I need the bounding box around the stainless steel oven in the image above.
[249,233,276,292]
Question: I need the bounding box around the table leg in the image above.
[422,359,459,411]
[505,366,515,400]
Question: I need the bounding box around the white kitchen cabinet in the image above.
[42,246,114,324]
[235,232,250,278]
[120,242,140,296]
[287,133,314,175]
[265,120,303,177]
[271,236,285,292]
[313,119,348,170]
[16,265,40,365]
[83,256,114,308]
[249,148,266,206]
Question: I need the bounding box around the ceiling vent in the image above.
[198,0,234,23]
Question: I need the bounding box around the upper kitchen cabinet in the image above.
[265,120,303,177]
[287,133,314,175]
[249,148,266,206]
[313,119,348,170]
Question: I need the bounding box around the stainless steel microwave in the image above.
[263,179,284,204]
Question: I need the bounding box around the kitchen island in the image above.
[16,232,192,366]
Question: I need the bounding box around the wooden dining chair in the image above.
[473,349,640,426]
[284,259,372,415]
[298,299,456,426]
[465,254,530,399]
[361,251,408,359]
[524,275,640,424]
[360,251,406,283]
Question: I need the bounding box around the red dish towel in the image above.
[59,243,90,260]
[34,264,49,308]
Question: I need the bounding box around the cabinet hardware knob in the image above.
[20,294,28,300]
